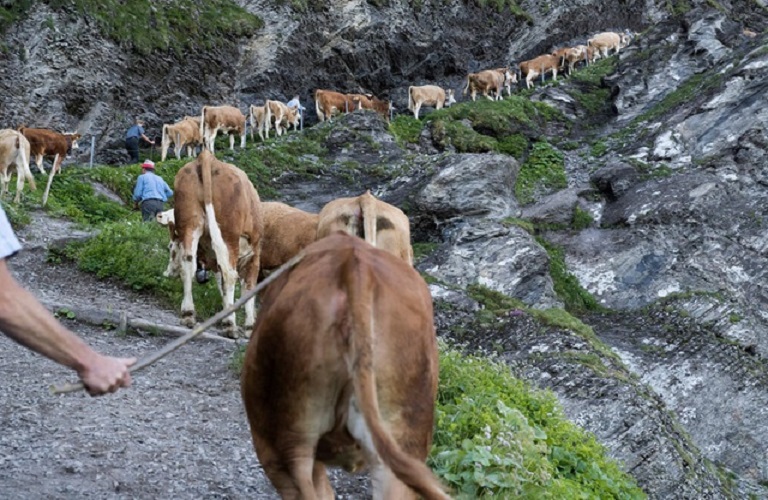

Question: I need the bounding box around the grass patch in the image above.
[42,0,263,56]
[0,0,33,37]
[389,115,425,145]
[433,342,644,498]
[498,133,529,158]
[413,242,439,261]
[536,238,604,314]
[572,206,594,230]
[634,71,723,124]
[63,221,222,318]
[431,120,498,153]
[514,141,566,205]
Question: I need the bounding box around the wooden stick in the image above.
[50,251,305,395]
[41,153,59,206]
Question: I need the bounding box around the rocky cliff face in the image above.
[3,0,768,498]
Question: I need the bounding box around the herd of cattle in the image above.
[157,149,447,498]
[0,29,632,498]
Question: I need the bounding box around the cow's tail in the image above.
[407,86,414,112]
[248,106,256,141]
[343,250,449,500]
[360,190,377,248]
[462,76,470,96]
[16,136,35,191]
[161,124,170,161]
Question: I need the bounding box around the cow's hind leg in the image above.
[179,228,202,328]
[229,133,235,151]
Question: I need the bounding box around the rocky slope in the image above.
[2,0,768,498]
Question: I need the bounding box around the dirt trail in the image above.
[0,211,369,499]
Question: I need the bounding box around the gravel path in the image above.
[0,211,369,499]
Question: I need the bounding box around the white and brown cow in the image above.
[18,126,80,175]
[587,31,626,59]
[463,68,513,101]
[407,85,456,120]
[315,89,355,122]
[161,116,203,161]
[0,129,34,203]
[265,100,300,138]
[199,105,247,154]
[519,53,560,89]
[163,149,263,338]
[241,232,449,500]
[248,104,271,142]
[316,190,413,265]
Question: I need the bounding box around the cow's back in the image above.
[242,233,441,498]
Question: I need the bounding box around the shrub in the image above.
[389,115,425,145]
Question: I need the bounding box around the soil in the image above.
[0,211,371,499]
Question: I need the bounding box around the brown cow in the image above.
[199,105,247,154]
[519,53,560,89]
[316,190,413,265]
[161,116,202,161]
[18,126,80,175]
[587,31,626,59]
[265,100,300,138]
[163,150,263,338]
[408,85,457,120]
[241,233,449,500]
[259,201,318,276]
[248,104,271,142]
[0,129,34,203]
[315,89,355,122]
[349,93,394,121]
[463,68,513,101]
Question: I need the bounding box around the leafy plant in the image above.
[514,141,566,205]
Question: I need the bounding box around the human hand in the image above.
[77,354,136,396]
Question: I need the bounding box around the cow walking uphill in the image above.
[163,149,263,338]
[241,233,450,500]
[199,105,247,154]
[0,129,35,203]
[161,116,202,161]
[17,126,80,175]
[316,190,414,265]
[408,85,456,120]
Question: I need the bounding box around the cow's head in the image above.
[445,90,456,107]
[64,132,81,150]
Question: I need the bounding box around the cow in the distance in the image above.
[161,116,202,161]
[163,150,263,338]
[315,89,355,122]
[349,93,394,121]
[408,85,456,120]
[0,129,34,203]
[587,31,627,59]
[265,100,300,138]
[248,104,271,142]
[18,126,80,175]
[316,190,413,265]
[199,105,247,153]
[463,68,513,101]
[519,53,560,89]
[241,233,449,500]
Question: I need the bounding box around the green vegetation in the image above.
[433,343,644,498]
[4,1,262,55]
[590,140,608,158]
[634,71,723,124]
[665,0,692,15]
[536,238,604,314]
[572,206,594,230]
[431,120,498,153]
[389,115,425,145]
[413,242,439,261]
[514,141,566,205]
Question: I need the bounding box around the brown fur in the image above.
[165,150,263,338]
[462,68,512,101]
[408,85,456,120]
[259,201,319,276]
[241,233,448,500]
[519,54,560,89]
[199,105,247,153]
[17,126,80,175]
[161,117,202,161]
[265,100,300,138]
[315,89,355,122]
[316,190,413,265]
[248,104,271,142]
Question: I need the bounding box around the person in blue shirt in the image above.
[286,94,306,116]
[125,118,155,163]
[132,160,173,221]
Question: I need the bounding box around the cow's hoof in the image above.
[180,312,196,328]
